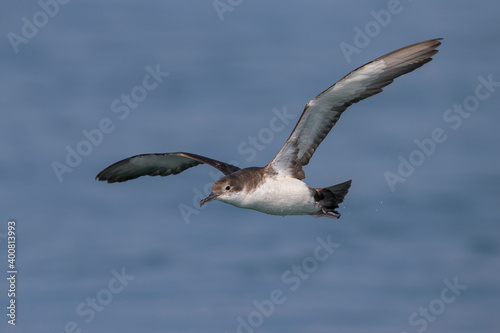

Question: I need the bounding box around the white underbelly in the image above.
[228,176,320,216]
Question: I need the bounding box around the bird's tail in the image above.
[313,180,352,218]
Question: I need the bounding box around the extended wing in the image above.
[96,152,240,183]
[268,39,441,179]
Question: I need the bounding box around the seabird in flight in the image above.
[97,39,441,218]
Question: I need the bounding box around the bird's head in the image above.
[200,175,243,207]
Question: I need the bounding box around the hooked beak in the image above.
[200,192,219,207]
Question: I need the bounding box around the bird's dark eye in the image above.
[225,185,231,191]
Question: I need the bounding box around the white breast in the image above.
[224,175,320,216]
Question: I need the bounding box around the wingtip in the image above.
[95,172,114,183]
[95,172,105,182]
[422,38,443,50]
[430,37,443,46]
[95,177,108,182]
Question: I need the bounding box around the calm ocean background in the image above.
[1,1,499,332]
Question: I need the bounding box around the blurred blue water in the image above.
[1,1,500,332]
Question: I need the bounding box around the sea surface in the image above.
[1,1,499,332]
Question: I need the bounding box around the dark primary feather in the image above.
[96,152,240,183]
[269,38,442,179]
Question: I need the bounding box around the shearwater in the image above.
[97,39,441,218]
